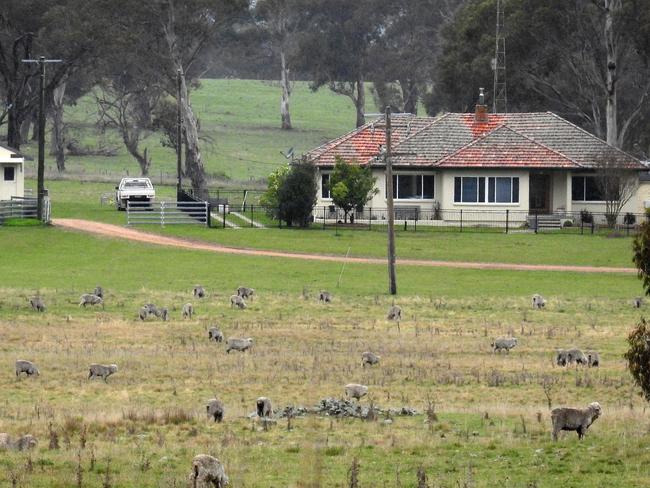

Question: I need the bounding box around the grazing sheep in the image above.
[93,286,104,299]
[586,351,600,368]
[361,351,380,367]
[190,454,229,488]
[88,363,118,382]
[225,337,253,353]
[29,296,46,312]
[532,294,546,309]
[551,402,602,440]
[0,433,11,449]
[182,303,194,319]
[15,360,39,377]
[193,285,206,298]
[319,291,332,303]
[79,293,104,308]
[491,337,518,353]
[556,348,588,366]
[230,295,246,309]
[344,383,368,400]
[206,398,224,423]
[237,286,255,300]
[256,397,273,418]
[139,304,169,321]
[138,306,149,321]
[208,327,224,343]
[387,305,402,321]
[15,434,37,451]
[633,297,643,308]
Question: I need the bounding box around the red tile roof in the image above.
[304,112,643,170]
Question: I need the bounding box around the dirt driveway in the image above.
[53,218,636,274]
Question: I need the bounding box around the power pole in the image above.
[492,0,507,114]
[22,56,62,221]
[385,106,397,295]
[176,68,183,196]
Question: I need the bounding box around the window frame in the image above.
[3,165,15,182]
[390,173,435,200]
[571,175,605,202]
[454,176,520,205]
[321,172,331,200]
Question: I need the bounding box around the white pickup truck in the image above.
[115,177,155,210]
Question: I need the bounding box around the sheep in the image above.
[190,454,229,488]
[633,297,643,308]
[319,291,332,303]
[230,295,246,309]
[225,337,253,353]
[532,294,546,309]
[0,433,11,449]
[93,286,104,299]
[139,304,169,321]
[237,286,255,300]
[29,296,46,312]
[256,397,273,418]
[88,363,118,382]
[361,351,380,367]
[15,359,39,378]
[138,306,149,321]
[182,303,194,319]
[491,337,518,353]
[208,327,224,343]
[206,398,224,423]
[556,348,588,366]
[193,285,206,298]
[386,305,402,321]
[344,383,368,400]
[586,350,600,368]
[551,402,602,441]
[79,293,104,308]
[15,434,37,451]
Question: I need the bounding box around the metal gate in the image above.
[127,200,209,226]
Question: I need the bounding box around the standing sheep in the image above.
[551,402,602,440]
[319,291,332,303]
[256,397,273,418]
[193,285,206,298]
[361,351,380,367]
[190,454,229,488]
[15,360,39,378]
[532,294,546,309]
[344,383,368,400]
[79,294,104,308]
[556,349,588,366]
[237,286,255,300]
[633,297,643,308]
[230,295,246,309]
[15,435,37,451]
[586,351,600,368]
[206,399,224,423]
[208,327,224,343]
[182,303,194,319]
[88,363,118,382]
[225,337,253,353]
[387,305,402,321]
[29,296,46,312]
[93,286,104,299]
[491,337,518,353]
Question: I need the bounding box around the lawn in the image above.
[0,225,649,487]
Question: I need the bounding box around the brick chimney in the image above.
[475,87,488,122]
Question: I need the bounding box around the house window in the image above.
[572,176,604,201]
[321,173,331,199]
[4,166,15,181]
[391,174,434,199]
[454,176,519,203]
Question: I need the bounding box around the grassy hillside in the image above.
[18,80,380,185]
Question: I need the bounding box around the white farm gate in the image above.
[127,200,210,226]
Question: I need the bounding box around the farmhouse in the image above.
[305,93,646,225]
[0,144,24,201]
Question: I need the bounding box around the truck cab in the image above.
[115,177,155,210]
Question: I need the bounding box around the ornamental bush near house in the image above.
[276,162,318,227]
[330,157,378,223]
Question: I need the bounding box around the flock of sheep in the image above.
[11,287,628,485]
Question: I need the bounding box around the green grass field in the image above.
[0,224,649,486]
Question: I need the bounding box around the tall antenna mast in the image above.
[492,0,507,113]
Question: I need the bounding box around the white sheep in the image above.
[88,363,118,382]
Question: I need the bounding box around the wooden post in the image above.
[176,69,183,196]
[385,107,397,295]
[37,57,45,221]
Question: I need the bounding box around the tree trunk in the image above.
[123,132,151,176]
[400,79,418,115]
[604,0,621,147]
[280,49,292,130]
[355,78,365,128]
[7,100,22,149]
[20,116,31,144]
[51,82,67,172]
[178,71,207,192]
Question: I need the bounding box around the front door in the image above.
[529,174,550,214]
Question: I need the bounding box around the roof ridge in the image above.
[501,124,582,167]
[304,117,382,161]
[433,122,507,166]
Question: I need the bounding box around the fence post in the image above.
[591,220,595,235]
[161,201,165,227]
[505,209,509,234]
[205,202,210,227]
[534,212,538,234]
[323,206,326,230]
[251,204,254,227]
[581,217,584,235]
[369,207,372,230]
[222,203,226,229]
[460,209,463,232]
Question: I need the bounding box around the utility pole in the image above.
[176,68,183,196]
[385,106,397,295]
[492,0,507,114]
[22,56,62,221]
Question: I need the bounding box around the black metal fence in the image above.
[216,204,648,235]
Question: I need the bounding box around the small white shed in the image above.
[0,144,24,201]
